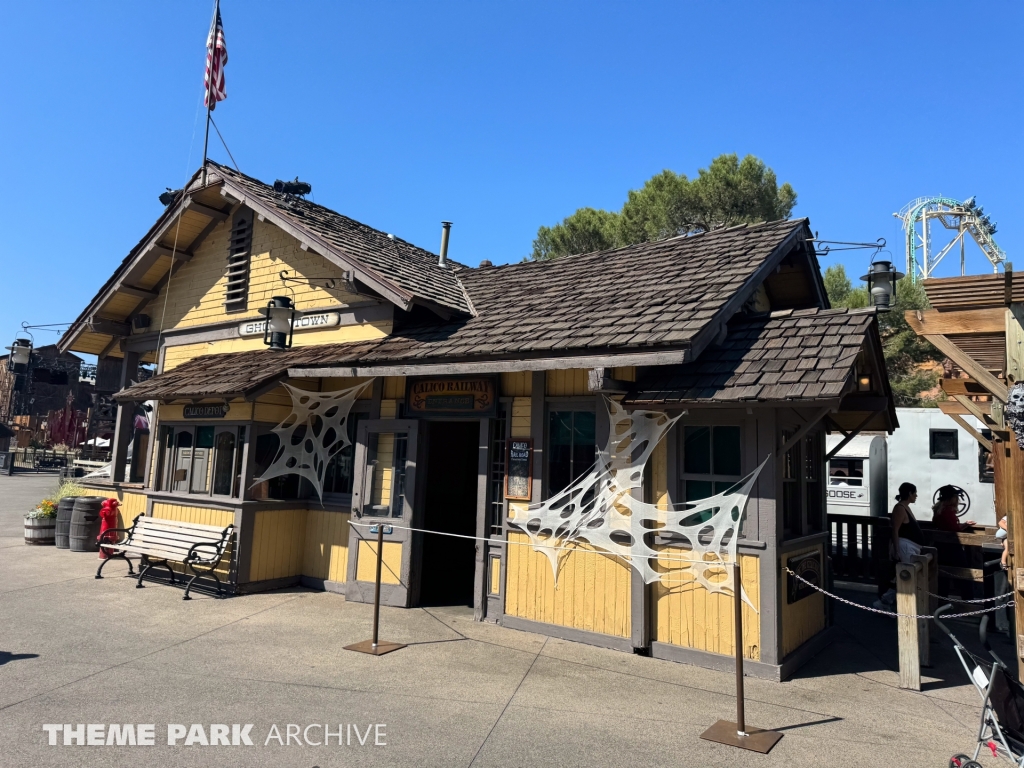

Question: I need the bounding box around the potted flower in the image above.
[25,498,57,545]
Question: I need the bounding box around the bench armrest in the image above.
[185,542,225,564]
[97,527,134,546]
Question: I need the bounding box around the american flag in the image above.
[204,5,227,110]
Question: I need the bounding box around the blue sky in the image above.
[1,1,1021,350]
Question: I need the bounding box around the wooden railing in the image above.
[827,513,1002,593]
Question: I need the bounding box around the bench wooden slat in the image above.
[134,529,226,546]
[142,519,231,534]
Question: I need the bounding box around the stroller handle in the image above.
[933,604,957,643]
[980,614,1008,667]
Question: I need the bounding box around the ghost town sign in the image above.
[407,377,496,417]
[238,312,342,337]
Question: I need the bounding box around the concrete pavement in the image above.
[0,473,1006,767]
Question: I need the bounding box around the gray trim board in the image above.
[473,417,489,622]
[235,507,257,583]
[301,576,346,595]
[235,575,302,594]
[290,348,691,379]
[500,615,634,653]
[650,641,785,682]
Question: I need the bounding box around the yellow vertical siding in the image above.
[382,376,406,399]
[145,501,236,581]
[504,532,631,638]
[651,552,761,661]
[500,372,532,397]
[781,545,827,656]
[379,399,397,419]
[248,508,308,582]
[355,540,402,584]
[510,397,531,438]
[546,369,590,396]
[490,557,501,595]
[302,510,351,583]
[76,488,147,528]
[611,367,636,382]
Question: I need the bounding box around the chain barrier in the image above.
[926,590,1012,604]
[783,568,1012,620]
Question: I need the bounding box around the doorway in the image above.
[419,421,479,606]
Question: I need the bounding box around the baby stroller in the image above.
[935,604,1024,767]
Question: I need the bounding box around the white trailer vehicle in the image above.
[826,408,996,524]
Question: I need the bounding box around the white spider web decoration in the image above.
[508,397,765,606]
[253,380,374,502]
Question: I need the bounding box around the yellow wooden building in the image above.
[60,161,896,679]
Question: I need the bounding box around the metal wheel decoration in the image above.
[933,485,971,518]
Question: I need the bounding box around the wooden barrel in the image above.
[55,497,80,549]
[69,497,104,552]
[24,517,56,545]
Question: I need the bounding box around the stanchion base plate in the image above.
[700,720,783,753]
[343,640,407,656]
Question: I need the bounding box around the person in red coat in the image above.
[932,485,976,532]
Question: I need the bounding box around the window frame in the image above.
[544,401,597,499]
[782,427,825,540]
[156,422,248,500]
[320,402,372,507]
[677,424,744,504]
[929,428,959,460]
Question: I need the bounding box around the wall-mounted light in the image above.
[260,296,296,351]
[857,374,872,392]
[5,338,32,374]
[860,257,904,311]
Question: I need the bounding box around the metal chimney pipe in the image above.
[439,221,452,267]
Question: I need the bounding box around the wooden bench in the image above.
[96,514,235,600]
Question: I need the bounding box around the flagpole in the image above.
[201,0,219,186]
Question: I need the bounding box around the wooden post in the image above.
[896,560,923,690]
[997,438,1024,677]
[911,551,932,667]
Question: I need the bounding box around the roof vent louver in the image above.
[225,208,255,313]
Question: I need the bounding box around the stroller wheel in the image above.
[961,762,983,768]
[949,756,972,768]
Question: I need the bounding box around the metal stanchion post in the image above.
[700,562,783,753]
[344,522,406,656]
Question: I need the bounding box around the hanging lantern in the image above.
[260,296,296,351]
[5,338,32,374]
[860,258,904,311]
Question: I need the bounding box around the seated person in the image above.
[932,485,976,532]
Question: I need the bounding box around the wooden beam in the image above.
[587,368,630,394]
[288,348,692,379]
[97,336,120,360]
[924,333,1008,403]
[837,395,890,412]
[952,394,994,424]
[825,411,877,460]
[87,317,130,337]
[1007,304,1024,384]
[905,307,1006,335]
[184,196,229,222]
[117,284,159,300]
[937,400,972,416]
[940,378,990,396]
[779,405,832,455]
[948,412,993,452]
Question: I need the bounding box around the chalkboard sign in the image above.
[505,438,533,501]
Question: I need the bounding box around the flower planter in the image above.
[24,516,56,546]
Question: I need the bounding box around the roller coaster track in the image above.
[894,196,1006,281]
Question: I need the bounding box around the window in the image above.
[930,429,959,460]
[158,424,246,498]
[224,208,254,313]
[548,410,596,495]
[679,425,742,503]
[361,431,408,517]
[322,413,367,498]
[251,429,304,500]
[828,458,864,486]
[782,430,824,539]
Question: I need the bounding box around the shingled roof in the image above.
[623,307,878,405]
[210,163,472,315]
[117,219,821,401]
